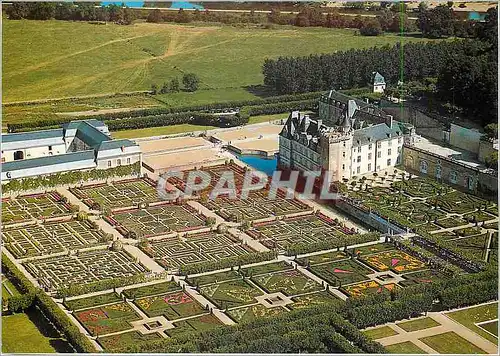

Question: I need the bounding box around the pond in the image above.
[237,154,277,177]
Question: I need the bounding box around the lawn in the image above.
[64,292,122,311]
[2,308,72,353]
[396,317,440,332]
[446,302,498,345]
[478,320,498,337]
[3,20,439,102]
[419,331,486,354]
[111,124,218,139]
[296,251,347,266]
[241,261,292,276]
[384,341,427,354]
[187,270,241,287]
[363,326,398,340]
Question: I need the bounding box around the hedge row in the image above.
[7,91,323,132]
[2,162,141,194]
[238,99,317,119]
[56,273,147,298]
[285,232,381,256]
[178,250,278,275]
[1,254,96,353]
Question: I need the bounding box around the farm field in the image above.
[3,20,439,102]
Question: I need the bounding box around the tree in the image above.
[417,5,455,38]
[6,2,31,19]
[55,2,75,21]
[169,77,180,92]
[484,123,498,139]
[31,2,57,20]
[123,7,136,25]
[182,73,200,92]
[147,8,163,23]
[360,19,382,36]
[175,8,191,23]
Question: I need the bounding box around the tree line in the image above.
[5,2,136,25]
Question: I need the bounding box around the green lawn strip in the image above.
[309,259,372,286]
[98,331,162,352]
[385,341,427,354]
[227,304,286,323]
[419,331,487,354]
[134,291,206,320]
[64,292,122,311]
[122,281,181,299]
[251,269,322,296]
[353,243,395,256]
[478,320,498,337]
[187,270,241,286]
[111,124,218,139]
[396,317,441,332]
[446,302,498,345]
[399,269,449,287]
[296,251,347,266]
[2,277,21,297]
[199,279,263,309]
[165,314,223,337]
[363,326,398,340]
[241,261,292,276]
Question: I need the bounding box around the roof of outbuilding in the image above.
[373,72,386,85]
[1,129,63,143]
[75,121,111,148]
[97,139,138,151]
[2,150,95,172]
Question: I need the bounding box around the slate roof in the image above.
[373,72,386,85]
[2,150,95,172]
[97,139,138,151]
[1,129,63,143]
[280,112,327,153]
[75,121,111,148]
[352,121,405,147]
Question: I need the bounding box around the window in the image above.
[376,165,380,171]
[450,171,458,184]
[357,156,361,163]
[387,159,391,166]
[48,145,53,151]
[420,160,428,174]
[107,160,112,168]
[388,148,392,156]
[127,158,131,164]
[342,164,345,170]
[388,140,392,147]
[356,166,360,174]
[368,153,372,160]
[377,142,381,149]
[342,152,346,158]
[117,159,121,166]
[398,137,402,144]
[368,144,372,150]
[357,147,361,153]
[377,151,381,158]
[343,141,346,147]
[436,165,442,179]
[368,163,372,171]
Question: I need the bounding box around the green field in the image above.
[385,341,427,354]
[111,124,218,139]
[2,309,72,353]
[363,325,398,340]
[446,302,498,345]
[3,20,439,103]
[419,331,486,354]
[396,317,441,332]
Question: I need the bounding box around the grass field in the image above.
[384,341,427,354]
[396,317,440,332]
[2,308,72,353]
[419,331,486,354]
[3,20,439,103]
[363,326,398,340]
[446,302,498,345]
[111,124,218,139]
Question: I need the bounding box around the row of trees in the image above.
[6,2,136,25]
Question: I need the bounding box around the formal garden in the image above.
[74,302,141,336]
[134,291,207,320]
[2,191,74,225]
[106,202,207,238]
[70,178,159,211]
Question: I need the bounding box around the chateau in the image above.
[278,90,415,181]
[1,120,141,181]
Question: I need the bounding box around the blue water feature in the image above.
[238,155,277,177]
[468,11,486,21]
[170,2,204,10]
[102,1,144,7]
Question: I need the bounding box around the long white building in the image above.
[279,90,415,181]
[1,120,141,181]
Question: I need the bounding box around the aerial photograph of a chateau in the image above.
[1,1,498,354]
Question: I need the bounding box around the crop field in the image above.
[3,20,438,102]
[23,249,147,291]
[107,202,206,238]
[70,178,159,210]
[2,219,108,259]
[140,230,255,270]
[2,192,71,225]
[246,213,354,250]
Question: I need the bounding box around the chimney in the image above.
[348,99,358,119]
[303,115,310,132]
[386,115,393,128]
[317,118,322,128]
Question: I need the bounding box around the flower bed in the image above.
[454,227,482,237]
[296,251,347,266]
[251,269,323,296]
[122,281,181,299]
[74,302,140,336]
[309,259,373,286]
[165,314,223,337]
[341,280,396,298]
[227,304,286,323]
[134,291,206,320]
[199,279,263,309]
[399,269,449,287]
[64,292,122,311]
[360,250,426,274]
[435,217,468,229]
[464,211,496,223]
[290,291,342,309]
[99,331,162,352]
